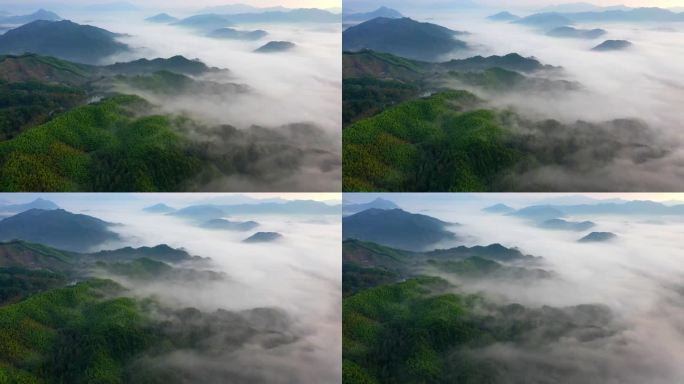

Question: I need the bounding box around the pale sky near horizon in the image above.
[342,0,684,9]
[477,0,684,7]
[0,0,341,9]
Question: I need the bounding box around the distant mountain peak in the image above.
[592,39,632,51]
[0,19,129,64]
[343,17,468,62]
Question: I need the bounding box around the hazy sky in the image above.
[1,0,341,9]
[477,0,684,7]
[344,193,684,208]
[344,0,684,10]
[0,193,342,210]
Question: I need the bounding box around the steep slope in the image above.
[0,20,130,64]
[0,95,202,192]
[343,91,521,192]
[0,54,94,85]
[343,50,427,81]
[343,17,468,61]
[0,240,76,270]
[343,208,456,251]
[0,209,119,252]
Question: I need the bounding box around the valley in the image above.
[0,193,342,383]
[342,3,684,192]
[342,193,684,383]
[0,4,342,192]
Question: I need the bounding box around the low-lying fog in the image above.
[52,9,341,191]
[63,194,342,383]
[359,193,684,383]
[358,2,684,190]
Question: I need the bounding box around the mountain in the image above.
[0,94,205,192]
[254,41,296,53]
[0,239,75,271]
[0,53,94,85]
[482,203,515,214]
[0,198,59,213]
[87,244,195,263]
[343,239,412,271]
[222,9,339,23]
[578,232,617,243]
[201,4,289,14]
[343,17,468,62]
[0,20,129,65]
[173,14,233,30]
[515,13,575,29]
[538,218,596,231]
[439,53,553,73]
[487,11,520,21]
[0,60,88,139]
[343,208,457,251]
[520,201,684,216]
[519,8,684,26]
[169,205,226,221]
[425,243,536,263]
[243,232,283,243]
[343,7,403,22]
[343,90,520,192]
[436,256,553,280]
[207,27,267,40]
[0,9,61,25]
[200,219,259,231]
[174,201,339,216]
[0,240,75,304]
[0,209,119,252]
[342,50,427,81]
[539,3,631,13]
[447,67,579,93]
[508,205,565,221]
[107,70,248,96]
[592,39,632,51]
[104,55,221,76]
[145,13,178,23]
[547,26,607,39]
[174,9,338,29]
[343,198,400,215]
[142,203,176,214]
[563,7,684,22]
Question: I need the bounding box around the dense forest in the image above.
[342,45,660,192]
[342,237,615,383]
[0,238,299,383]
[0,49,338,191]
